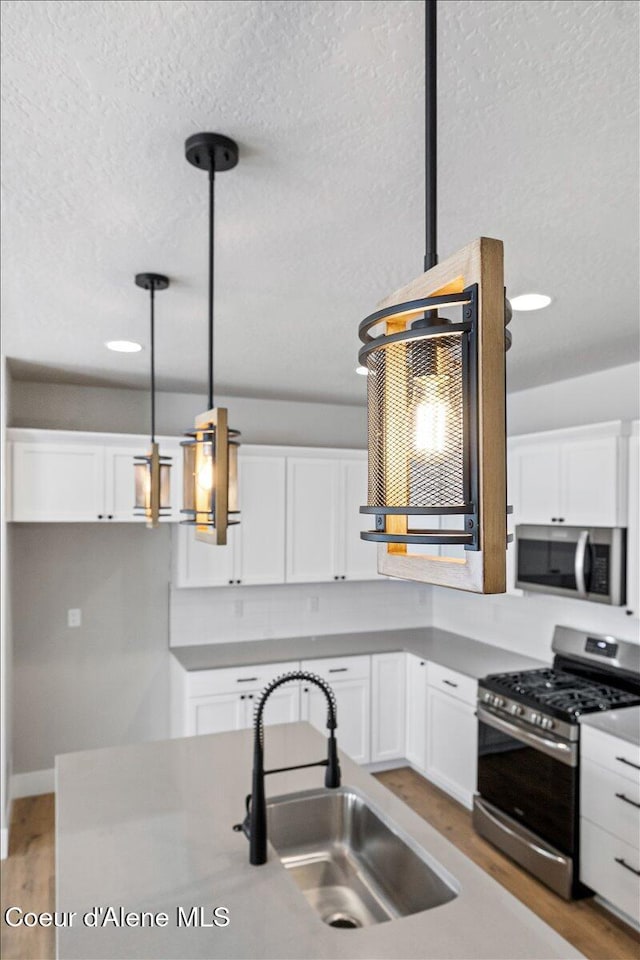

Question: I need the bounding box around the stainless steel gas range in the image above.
[473,625,640,900]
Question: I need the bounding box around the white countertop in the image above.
[56,724,582,960]
[170,627,546,680]
[580,704,640,745]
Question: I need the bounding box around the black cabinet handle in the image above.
[551,517,558,523]
[247,694,254,700]
[108,514,114,519]
[228,580,233,585]
[615,857,640,877]
[236,677,259,683]
[303,687,308,693]
[615,792,640,809]
[420,661,425,666]
[616,756,640,771]
[333,575,339,580]
[558,517,565,522]
[98,514,104,519]
[240,694,245,700]
[443,679,458,688]
[236,580,242,585]
[341,575,346,580]
[329,668,348,674]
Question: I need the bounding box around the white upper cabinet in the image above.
[238,454,286,585]
[286,456,341,583]
[8,429,182,523]
[173,523,236,588]
[11,441,105,522]
[341,458,379,580]
[286,452,378,583]
[510,422,629,528]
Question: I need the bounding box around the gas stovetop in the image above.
[482,667,640,721]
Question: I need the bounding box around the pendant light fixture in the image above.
[181,133,240,546]
[358,0,511,594]
[134,272,172,528]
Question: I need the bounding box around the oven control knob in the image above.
[541,718,554,730]
[483,692,493,703]
[494,697,505,707]
[530,712,540,725]
[510,704,524,717]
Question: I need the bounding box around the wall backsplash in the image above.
[170,579,433,647]
[432,586,640,663]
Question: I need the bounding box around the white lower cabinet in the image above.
[371,652,406,762]
[580,725,640,924]
[405,653,428,771]
[300,656,371,764]
[425,665,478,809]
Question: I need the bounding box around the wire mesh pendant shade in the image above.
[134,442,172,528]
[181,407,240,546]
[359,237,508,594]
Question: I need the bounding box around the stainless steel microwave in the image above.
[515,525,626,605]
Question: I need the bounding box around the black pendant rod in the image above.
[150,285,156,443]
[208,162,215,411]
[424,0,437,272]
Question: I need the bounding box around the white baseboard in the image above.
[0,825,8,860]
[594,895,640,932]
[11,768,55,799]
[364,758,410,773]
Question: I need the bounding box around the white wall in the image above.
[170,579,432,647]
[507,362,639,435]
[11,524,172,778]
[1,358,12,856]
[9,380,368,448]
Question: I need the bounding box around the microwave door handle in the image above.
[574,530,590,598]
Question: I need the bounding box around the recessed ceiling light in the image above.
[105,340,143,353]
[510,293,552,312]
[355,366,368,376]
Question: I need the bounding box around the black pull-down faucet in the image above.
[234,671,341,865]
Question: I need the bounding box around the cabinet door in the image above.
[371,653,406,762]
[425,688,477,808]
[237,455,286,585]
[341,459,379,580]
[252,684,300,727]
[104,446,145,522]
[405,654,428,771]
[626,427,639,618]
[186,692,245,736]
[560,437,622,526]
[301,678,370,764]
[286,458,340,582]
[514,443,561,523]
[173,523,237,587]
[11,442,105,521]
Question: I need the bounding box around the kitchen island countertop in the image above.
[56,723,582,960]
[170,626,546,679]
[580,704,640,745]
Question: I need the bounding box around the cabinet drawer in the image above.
[427,662,477,706]
[581,758,640,849]
[580,819,640,923]
[186,660,299,698]
[581,726,640,782]
[301,655,371,683]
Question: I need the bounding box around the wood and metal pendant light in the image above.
[181,133,240,546]
[134,272,172,528]
[358,0,511,594]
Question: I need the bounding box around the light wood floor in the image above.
[375,769,640,960]
[1,776,639,960]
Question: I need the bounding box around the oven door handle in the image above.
[474,799,567,866]
[477,706,577,767]
[574,530,590,598]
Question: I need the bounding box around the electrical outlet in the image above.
[67,608,82,628]
[307,596,319,613]
[234,600,244,618]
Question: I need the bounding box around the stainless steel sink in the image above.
[266,787,459,928]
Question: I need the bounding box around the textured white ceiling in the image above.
[1,0,638,405]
